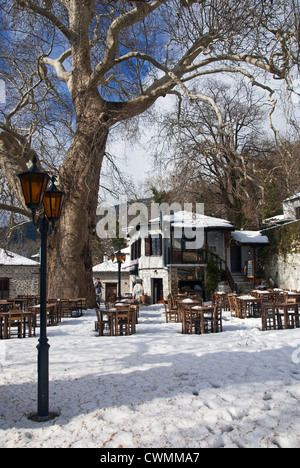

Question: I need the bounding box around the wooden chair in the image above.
[8,310,32,338]
[280,303,300,329]
[115,305,132,336]
[182,305,200,334]
[227,294,236,317]
[69,299,83,317]
[201,309,214,334]
[233,296,246,319]
[8,311,22,338]
[163,300,177,323]
[262,304,281,331]
[60,299,72,317]
[213,304,223,333]
[95,306,113,336]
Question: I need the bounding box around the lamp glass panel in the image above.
[20,173,49,207]
[43,192,63,219]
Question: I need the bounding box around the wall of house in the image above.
[283,198,300,220]
[260,221,300,290]
[138,268,169,302]
[0,265,40,298]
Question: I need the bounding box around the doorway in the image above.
[152,278,163,304]
[105,283,117,303]
[231,246,242,273]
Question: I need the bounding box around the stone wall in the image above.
[261,221,300,290]
[0,265,40,298]
[264,252,300,290]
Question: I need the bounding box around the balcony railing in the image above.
[167,248,209,265]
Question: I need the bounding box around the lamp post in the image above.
[17,156,65,422]
[110,250,126,300]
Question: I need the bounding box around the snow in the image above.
[231,231,269,245]
[284,193,300,203]
[151,210,234,230]
[1,305,300,448]
[0,248,39,266]
[93,248,131,273]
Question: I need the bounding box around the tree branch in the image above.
[0,203,30,218]
[89,0,168,88]
[15,0,76,42]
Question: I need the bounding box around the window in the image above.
[145,235,162,256]
[151,236,162,256]
[0,278,9,299]
[131,239,141,260]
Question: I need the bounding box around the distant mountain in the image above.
[0,223,40,259]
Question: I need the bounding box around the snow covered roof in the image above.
[231,231,269,245]
[263,214,295,226]
[93,248,130,273]
[150,211,234,230]
[0,248,39,266]
[284,193,300,203]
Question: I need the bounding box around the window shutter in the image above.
[145,236,151,256]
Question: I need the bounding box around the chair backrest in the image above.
[214,304,222,317]
[262,304,275,315]
[9,310,24,322]
[95,306,101,322]
[232,296,239,310]
[115,307,130,321]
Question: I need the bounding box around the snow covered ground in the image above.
[1,304,300,448]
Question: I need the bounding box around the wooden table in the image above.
[178,299,201,323]
[27,303,59,326]
[191,303,214,334]
[237,295,262,318]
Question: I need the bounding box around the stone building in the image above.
[92,248,131,302]
[0,248,40,299]
[127,210,269,302]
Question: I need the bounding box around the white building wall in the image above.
[265,252,300,290]
[283,196,300,220]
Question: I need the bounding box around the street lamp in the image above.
[110,250,126,300]
[17,156,65,422]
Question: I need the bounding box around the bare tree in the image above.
[0,0,299,305]
[151,78,277,228]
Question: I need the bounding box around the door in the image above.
[0,278,9,299]
[231,246,242,273]
[152,278,163,304]
[105,283,117,303]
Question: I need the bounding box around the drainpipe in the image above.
[160,210,168,271]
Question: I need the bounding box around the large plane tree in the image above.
[0,0,299,305]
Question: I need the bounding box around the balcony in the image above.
[167,248,208,265]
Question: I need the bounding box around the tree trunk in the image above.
[47,112,109,308]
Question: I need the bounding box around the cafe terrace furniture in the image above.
[191,303,216,334]
[26,302,59,327]
[261,304,279,331]
[237,295,262,318]
[177,297,202,322]
[163,299,178,323]
[95,306,115,336]
[262,303,300,331]
[0,310,35,339]
[95,303,137,336]
[275,303,299,329]
[181,304,200,334]
[60,298,84,317]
